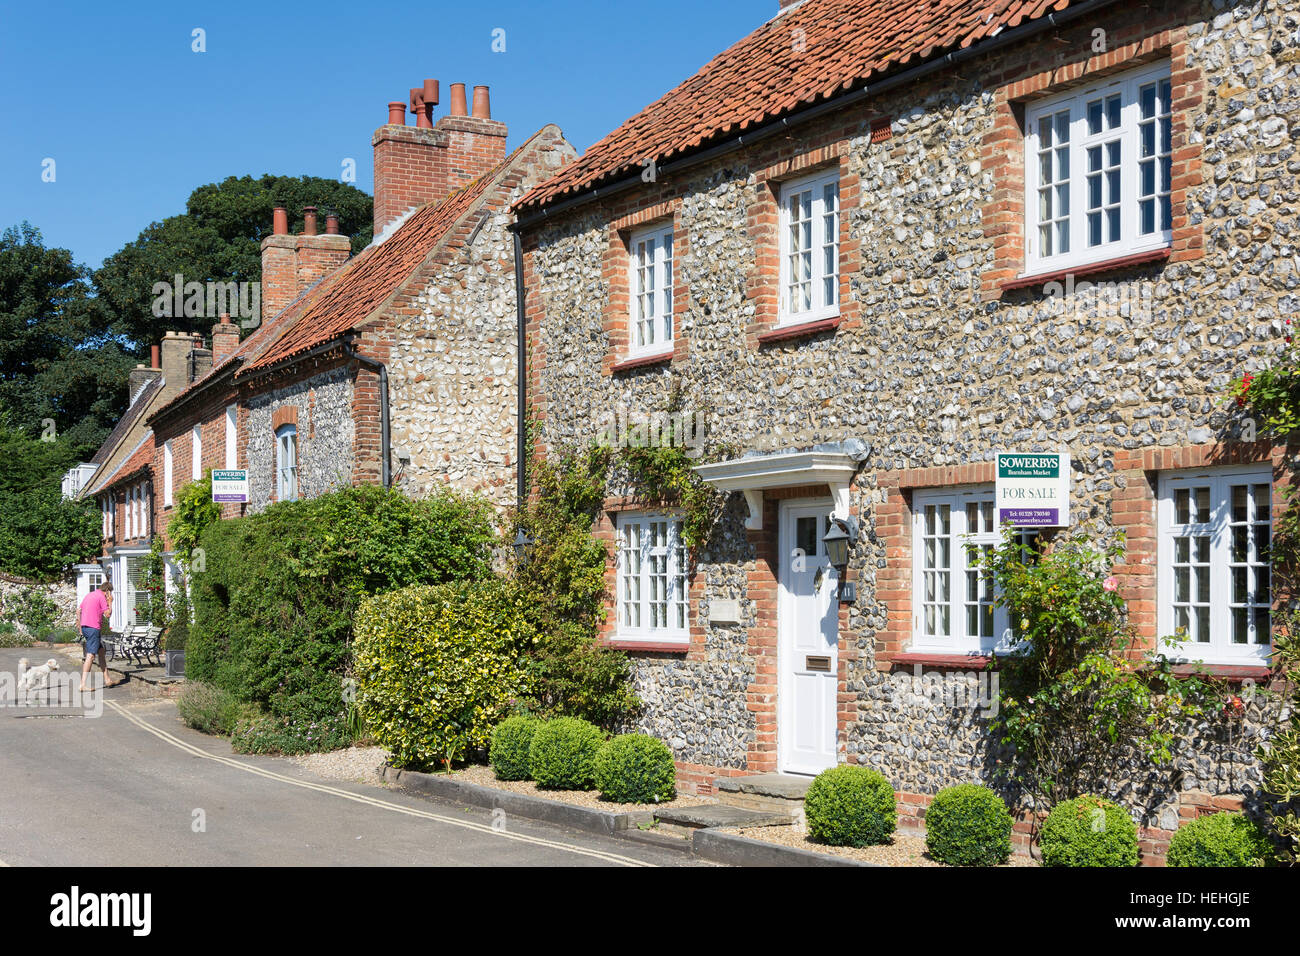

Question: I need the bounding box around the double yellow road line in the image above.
[106,701,654,867]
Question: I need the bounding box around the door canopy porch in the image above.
[693,440,868,530]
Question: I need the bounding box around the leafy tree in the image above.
[0,223,133,458]
[0,418,101,580]
[94,175,373,345]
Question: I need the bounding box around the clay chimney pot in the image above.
[472,85,491,119]
[387,101,406,125]
[272,205,288,236]
[302,206,318,236]
[449,83,467,117]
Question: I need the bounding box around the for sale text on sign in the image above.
[211,469,248,503]
[995,452,1069,528]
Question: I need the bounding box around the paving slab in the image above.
[656,804,790,829]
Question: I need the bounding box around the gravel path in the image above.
[728,825,1039,867]
[456,764,711,812]
[292,745,387,784]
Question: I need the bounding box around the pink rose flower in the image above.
[1103,576,1118,592]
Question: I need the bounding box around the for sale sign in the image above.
[995,453,1069,528]
[211,469,248,503]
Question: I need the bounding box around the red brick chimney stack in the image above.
[211,313,240,365]
[260,204,351,322]
[371,77,507,237]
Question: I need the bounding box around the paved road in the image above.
[0,648,697,867]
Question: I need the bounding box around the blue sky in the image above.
[0,0,773,269]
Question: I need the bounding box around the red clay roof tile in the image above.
[517,0,1077,212]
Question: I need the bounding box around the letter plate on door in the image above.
[805,655,832,672]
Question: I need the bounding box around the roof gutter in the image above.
[511,0,1122,231]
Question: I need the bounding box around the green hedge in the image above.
[804,766,897,847]
[187,485,495,728]
[490,715,540,781]
[924,784,1013,866]
[1039,795,1139,867]
[594,734,676,804]
[529,717,605,790]
[354,579,535,770]
[1167,813,1272,867]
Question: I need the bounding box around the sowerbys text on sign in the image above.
[211,469,248,503]
[996,452,1070,528]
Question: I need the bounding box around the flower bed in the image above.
[725,825,1038,867]
[455,763,709,813]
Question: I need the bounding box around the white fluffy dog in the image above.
[17,658,60,693]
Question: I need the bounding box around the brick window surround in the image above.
[980,18,1204,300]
[873,443,1287,678]
[746,142,862,346]
[595,494,706,654]
[270,405,299,431]
[603,200,690,375]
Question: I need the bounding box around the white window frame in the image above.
[225,405,238,469]
[627,222,674,358]
[163,440,174,507]
[615,511,689,644]
[276,424,298,503]
[192,424,202,480]
[778,167,840,325]
[1023,61,1173,276]
[1158,466,1273,664]
[125,486,134,540]
[911,486,1018,655]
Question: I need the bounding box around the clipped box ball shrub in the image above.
[354,578,534,770]
[529,717,605,790]
[925,783,1013,866]
[1167,813,1272,867]
[490,716,540,781]
[1039,795,1139,867]
[595,734,676,804]
[804,766,897,847]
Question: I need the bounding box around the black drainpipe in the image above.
[341,337,391,488]
[513,230,527,509]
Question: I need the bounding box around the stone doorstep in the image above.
[714,773,811,817]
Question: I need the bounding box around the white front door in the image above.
[778,500,839,775]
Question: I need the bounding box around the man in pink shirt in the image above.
[78,583,115,692]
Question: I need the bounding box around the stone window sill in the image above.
[890,651,995,670]
[600,639,690,654]
[611,351,673,373]
[757,316,842,345]
[1168,663,1272,683]
[1000,247,1171,293]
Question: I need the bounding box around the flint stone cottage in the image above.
[81,81,574,625]
[514,0,1300,860]
[139,82,573,556]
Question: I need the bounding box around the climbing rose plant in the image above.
[987,528,1212,807]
